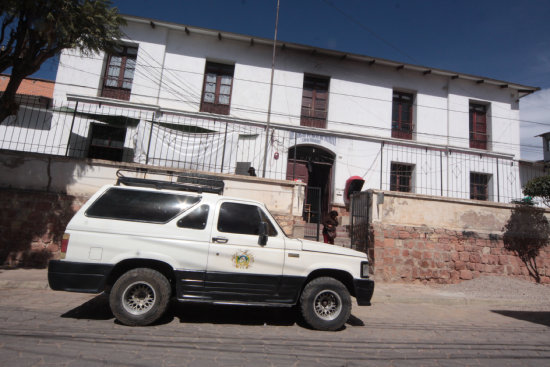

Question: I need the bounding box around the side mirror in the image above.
[258,221,268,246]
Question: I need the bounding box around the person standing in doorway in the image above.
[322,210,338,244]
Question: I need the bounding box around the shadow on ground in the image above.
[491,310,550,327]
[61,296,365,330]
[61,294,112,320]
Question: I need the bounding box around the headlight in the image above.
[360,261,369,278]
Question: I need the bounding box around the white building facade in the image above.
[46,15,540,215]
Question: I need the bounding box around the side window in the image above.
[217,202,277,236]
[85,188,200,223]
[177,205,209,230]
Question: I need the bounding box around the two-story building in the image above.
[17,15,541,221]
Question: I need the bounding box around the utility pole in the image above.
[262,0,280,178]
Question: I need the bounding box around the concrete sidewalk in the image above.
[0,268,455,303]
[1,267,546,307]
[0,268,49,290]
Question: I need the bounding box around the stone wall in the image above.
[369,190,550,284]
[0,189,88,267]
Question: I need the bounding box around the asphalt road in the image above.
[0,284,549,367]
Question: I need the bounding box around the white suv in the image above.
[48,175,374,331]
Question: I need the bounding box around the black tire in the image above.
[299,277,351,331]
[109,268,171,326]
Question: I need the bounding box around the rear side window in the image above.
[86,187,200,223]
[177,204,209,230]
[217,202,277,236]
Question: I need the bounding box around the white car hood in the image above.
[299,238,368,259]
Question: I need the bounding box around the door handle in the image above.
[212,237,228,244]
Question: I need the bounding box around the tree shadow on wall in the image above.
[0,191,78,268]
[0,154,90,268]
[502,203,550,283]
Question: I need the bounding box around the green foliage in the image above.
[0,0,125,120]
[503,203,550,283]
[523,175,550,207]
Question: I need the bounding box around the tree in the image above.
[523,175,550,207]
[0,0,125,122]
[503,203,550,283]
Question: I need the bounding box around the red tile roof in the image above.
[0,74,54,99]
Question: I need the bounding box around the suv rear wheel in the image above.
[109,268,171,326]
[300,277,351,331]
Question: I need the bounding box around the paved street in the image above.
[0,273,549,366]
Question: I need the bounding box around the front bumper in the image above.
[48,260,113,293]
[354,278,375,306]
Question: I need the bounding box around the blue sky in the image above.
[32,0,550,160]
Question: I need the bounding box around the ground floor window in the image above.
[390,163,414,192]
[87,123,127,162]
[470,172,491,201]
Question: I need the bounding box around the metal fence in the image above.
[1,99,547,204]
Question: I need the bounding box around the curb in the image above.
[0,280,49,290]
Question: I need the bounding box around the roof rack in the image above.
[115,168,224,194]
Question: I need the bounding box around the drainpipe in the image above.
[446,77,451,196]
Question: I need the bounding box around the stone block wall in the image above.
[368,190,550,284]
[0,188,87,267]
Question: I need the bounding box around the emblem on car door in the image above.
[232,250,255,269]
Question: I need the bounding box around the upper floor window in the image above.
[469,103,488,150]
[392,91,414,140]
[390,162,414,192]
[200,62,234,115]
[301,75,329,128]
[470,172,490,201]
[101,45,138,101]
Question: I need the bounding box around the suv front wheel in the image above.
[300,277,351,331]
[109,268,171,326]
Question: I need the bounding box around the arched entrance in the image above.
[287,145,335,240]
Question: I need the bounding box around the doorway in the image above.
[287,145,335,239]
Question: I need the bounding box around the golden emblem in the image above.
[232,250,254,269]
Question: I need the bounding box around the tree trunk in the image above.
[0,72,24,124]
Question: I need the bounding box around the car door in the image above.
[206,200,286,303]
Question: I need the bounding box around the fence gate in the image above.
[350,191,370,252]
[303,186,321,241]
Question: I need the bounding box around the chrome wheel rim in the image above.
[313,289,342,321]
[122,281,156,315]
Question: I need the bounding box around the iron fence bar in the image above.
[65,101,79,157]
[220,120,228,173]
[145,119,154,165]
[292,133,297,180]
[496,157,500,202]
[379,141,384,189]
[440,150,443,196]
